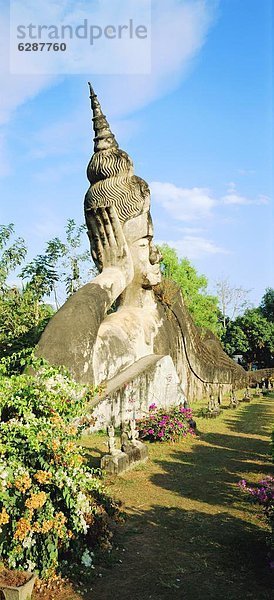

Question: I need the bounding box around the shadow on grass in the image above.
[150,428,273,508]
[81,446,105,469]
[90,505,273,600]
[83,398,274,600]
[224,397,274,437]
[150,397,273,508]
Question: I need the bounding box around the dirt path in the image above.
[88,395,273,600]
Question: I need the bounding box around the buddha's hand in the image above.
[88,206,134,287]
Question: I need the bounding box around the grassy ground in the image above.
[34,392,274,600]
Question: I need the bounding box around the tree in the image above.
[0,220,93,367]
[0,224,27,291]
[260,287,274,322]
[215,278,250,330]
[222,308,274,369]
[0,286,54,363]
[0,225,54,367]
[20,219,93,309]
[57,219,92,299]
[158,244,221,335]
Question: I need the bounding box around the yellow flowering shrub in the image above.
[14,518,32,541]
[25,492,47,510]
[0,508,9,526]
[14,474,32,493]
[0,356,120,579]
[34,471,52,485]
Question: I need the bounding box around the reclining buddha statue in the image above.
[37,84,246,404]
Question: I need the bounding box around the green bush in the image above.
[0,355,119,579]
[0,287,54,370]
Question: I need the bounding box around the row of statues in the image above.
[107,420,142,456]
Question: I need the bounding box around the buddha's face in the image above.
[123,205,162,288]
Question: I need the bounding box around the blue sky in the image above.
[0,0,272,308]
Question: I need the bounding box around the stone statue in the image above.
[106,423,118,455]
[242,387,251,402]
[208,394,219,413]
[37,84,247,405]
[129,418,141,447]
[120,422,131,452]
[230,390,238,408]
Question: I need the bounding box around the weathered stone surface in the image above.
[90,354,185,430]
[100,444,148,475]
[248,368,274,387]
[0,574,36,600]
[36,85,247,410]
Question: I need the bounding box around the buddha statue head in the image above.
[84,84,162,289]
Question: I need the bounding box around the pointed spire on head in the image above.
[88,82,118,152]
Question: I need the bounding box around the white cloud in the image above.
[222,183,270,206]
[99,0,217,118]
[150,181,216,221]
[237,169,256,176]
[222,192,251,206]
[0,6,58,126]
[157,236,228,260]
[0,7,58,174]
[257,195,270,205]
[177,226,205,234]
[150,180,270,227]
[0,0,218,173]
[1,0,217,123]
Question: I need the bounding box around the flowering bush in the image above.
[0,355,119,579]
[238,476,274,566]
[136,403,195,443]
[238,477,274,525]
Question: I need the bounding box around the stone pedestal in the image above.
[100,443,148,475]
[205,409,220,419]
[0,574,36,600]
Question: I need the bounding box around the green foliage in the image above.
[20,220,89,303]
[0,225,53,366]
[58,219,91,298]
[158,244,221,335]
[260,288,274,322]
[0,287,54,368]
[20,220,92,308]
[0,220,93,366]
[222,308,274,368]
[0,224,27,291]
[0,355,119,578]
[21,254,60,301]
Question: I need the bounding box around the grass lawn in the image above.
[34,391,274,600]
